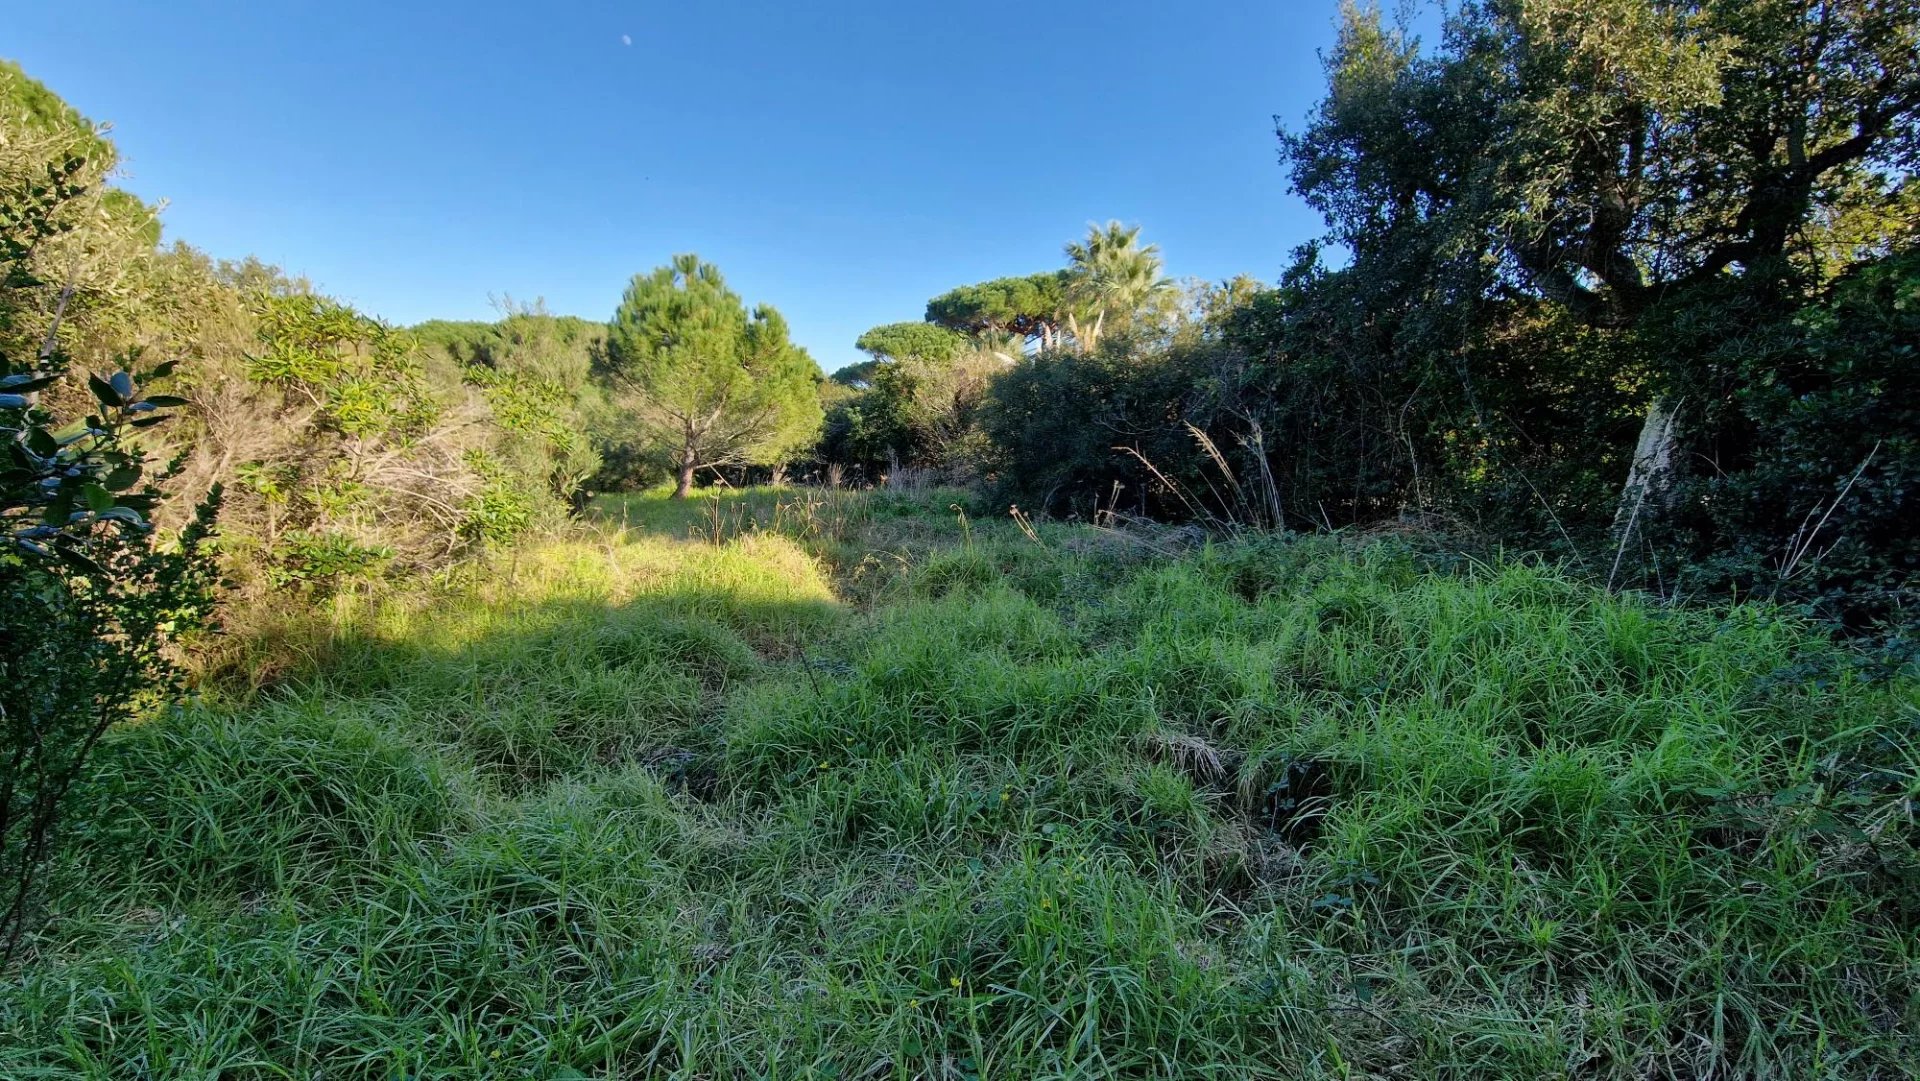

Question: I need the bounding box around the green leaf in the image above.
[104,464,143,491]
[0,372,60,393]
[52,544,105,577]
[142,394,190,408]
[82,483,115,513]
[88,373,121,408]
[1771,784,1818,807]
[109,371,135,399]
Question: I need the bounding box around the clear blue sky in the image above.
[9,1,1345,374]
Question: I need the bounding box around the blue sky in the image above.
[10,1,1346,374]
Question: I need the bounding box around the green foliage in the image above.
[0,352,214,960]
[249,295,438,440]
[0,500,216,962]
[1661,249,1920,636]
[415,305,607,511]
[0,62,158,258]
[405,317,495,362]
[960,0,1920,638]
[600,254,823,497]
[1061,220,1175,348]
[828,357,883,388]
[925,271,1069,344]
[0,60,113,166]
[212,295,602,584]
[263,529,391,589]
[827,224,1182,482]
[2,358,184,563]
[465,362,597,509]
[1267,0,1920,580]
[415,308,605,389]
[7,34,1920,1078]
[980,337,1214,516]
[821,348,1002,481]
[1286,0,1920,318]
[456,448,540,547]
[229,296,451,585]
[853,321,968,365]
[0,75,154,367]
[1,141,214,958]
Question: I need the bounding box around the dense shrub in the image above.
[1659,251,1920,638]
[1,106,215,956]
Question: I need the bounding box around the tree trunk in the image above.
[1609,395,1683,582]
[672,442,697,499]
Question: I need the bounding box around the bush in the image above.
[1660,249,1920,641]
[1,340,215,959]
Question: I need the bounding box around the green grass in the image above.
[3,489,1916,1078]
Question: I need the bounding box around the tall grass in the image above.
[3,491,1914,1078]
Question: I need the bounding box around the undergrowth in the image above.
[2,488,1915,1078]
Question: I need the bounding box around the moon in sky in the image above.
[620,34,632,46]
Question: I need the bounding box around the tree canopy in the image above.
[853,321,969,366]
[924,272,1069,345]
[1280,0,1920,532]
[1062,220,1174,349]
[1,61,159,248]
[1286,0,1920,321]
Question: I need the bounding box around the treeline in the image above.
[1,61,825,601]
[6,0,1918,659]
[0,60,643,949]
[811,2,1919,640]
[0,60,814,948]
[0,64,607,595]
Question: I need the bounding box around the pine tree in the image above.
[600,255,822,498]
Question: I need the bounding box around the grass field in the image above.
[3,488,1915,1079]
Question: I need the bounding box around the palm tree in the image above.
[1062,221,1173,351]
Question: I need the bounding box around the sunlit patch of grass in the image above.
[5,489,1915,1078]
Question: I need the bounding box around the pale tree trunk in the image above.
[1609,395,1683,583]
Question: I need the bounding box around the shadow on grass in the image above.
[306,585,842,788]
[59,578,842,912]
